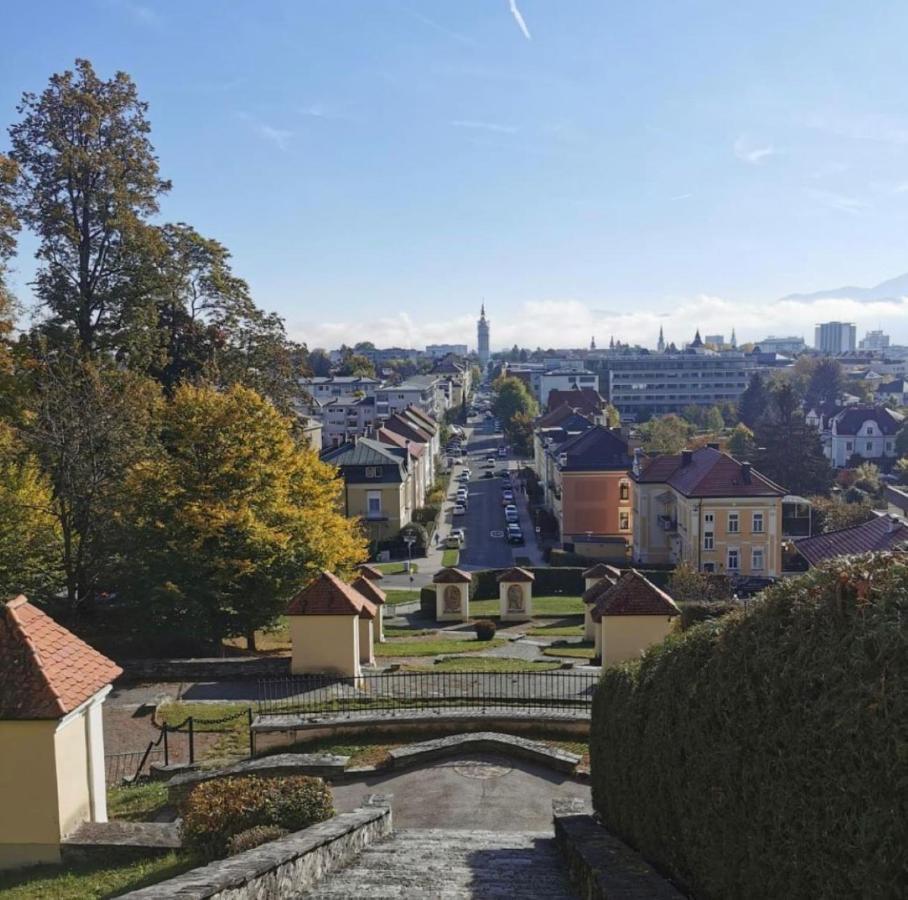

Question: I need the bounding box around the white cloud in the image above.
[450,119,518,134]
[733,135,775,165]
[287,293,908,352]
[237,113,292,151]
[508,0,532,41]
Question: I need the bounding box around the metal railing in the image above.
[105,749,165,785]
[257,670,598,718]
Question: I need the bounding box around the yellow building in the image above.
[632,445,786,577]
[0,596,122,870]
[590,570,680,665]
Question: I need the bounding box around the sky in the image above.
[4,1,908,350]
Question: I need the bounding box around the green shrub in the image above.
[468,567,584,600]
[677,600,739,630]
[591,553,906,899]
[473,619,497,640]
[227,824,288,856]
[420,585,435,615]
[181,775,334,859]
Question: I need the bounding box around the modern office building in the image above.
[704,334,725,347]
[600,351,754,417]
[755,335,806,355]
[426,344,469,358]
[815,321,856,354]
[859,330,890,351]
[477,304,490,369]
[537,370,600,407]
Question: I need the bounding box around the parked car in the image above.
[456,489,468,503]
[505,508,518,523]
[444,530,465,548]
[507,524,524,545]
[497,470,510,479]
[482,470,494,479]
[498,446,508,457]
[501,491,514,504]
[485,456,496,467]
[453,503,466,516]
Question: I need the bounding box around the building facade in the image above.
[632,446,786,577]
[755,335,806,355]
[477,304,490,369]
[815,321,856,354]
[859,330,890,351]
[537,370,600,407]
[426,344,469,358]
[820,406,903,467]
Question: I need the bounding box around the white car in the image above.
[453,503,467,516]
[456,489,468,502]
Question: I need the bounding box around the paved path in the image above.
[303,828,577,899]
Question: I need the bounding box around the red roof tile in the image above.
[546,388,604,416]
[0,596,122,720]
[582,563,622,580]
[636,447,785,497]
[432,567,472,584]
[591,571,680,620]
[497,566,535,583]
[355,564,384,581]
[351,575,387,607]
[287,571,376,617]
[582,578,614,606]
[794,515,908,567]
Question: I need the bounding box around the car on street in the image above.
[504,505,518,523]
[507,523,524,544]
[485,456,496,467]
[498,446,507,457]
[457,470,470,482]
[482,470,494,478]
[501,490,514,504]
[444,530,465,548]
[456,489,468,502]
[453,503,466,516]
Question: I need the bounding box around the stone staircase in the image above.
[303,828,577,899]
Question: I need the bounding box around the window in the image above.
[619,481,629,501]
[728,512,739,534]
[703,563,715,573]
[619,511,630,531]
[727,548,739,571]
[846,441,853,451]
[866,441,873,452]
[365,466,382,478]
[366,491,382,518]
[704,512,714,526]
[752,547,764,571]
[752,512,764,534]
[703,532,714,551]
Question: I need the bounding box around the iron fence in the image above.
[257,670,598,718]
[105,748,164,785]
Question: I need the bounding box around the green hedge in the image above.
[590,553,906,899]
[468,567,584,599]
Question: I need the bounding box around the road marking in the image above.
[490,530,504,538]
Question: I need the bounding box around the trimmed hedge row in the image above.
[468,567,585,600]
[590,553,907,899]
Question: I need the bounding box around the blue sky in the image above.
[4,0,908,349]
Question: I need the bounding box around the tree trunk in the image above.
[246,628,257,653]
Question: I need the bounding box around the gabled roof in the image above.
[355,564,384,581]
[378,428,425,458]
[591,571,680,620]
[635,446,786,497]
[546,388,604,416]
[877,378,907,394]
[287,571,378,617]
[583,563,622,580]
[537,403,580,429]
[794,516,908,567]
[558,426,631,472]
[433,567,472,584]
[831,406,903,436]
[402,406,437,434]
[497,566,534,583]
[321,438,407,473]
[383,414,431,444]
[351,575,386,607]
[0,596,122,720]
[582,577,615,606]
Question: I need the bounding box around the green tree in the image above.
[336,347,375,378]
[738,372,770,428]
[807,495,875,534]
[0,153,18,309]
[853,462,881,496]
[9,59,170,353]
[753,409,833,496]
[805,358,845,410]
[667,562,711,603]
[308,348,332,376]
[119,384,366,649]
[704,405,725,433]
[895,457,908,485]
[604,403,621,427]
[492,375,538,428]
[641,414,691,454]
[727,423,755,460]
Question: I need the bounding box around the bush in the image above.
[227,824,288,856]
[676,600,738,630]
[181,775,334,859]
[590,554,906,899]
[473,619,497,640]
[468,567,584,600]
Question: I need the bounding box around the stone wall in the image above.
[117,656,290,682]
[120,800,392,899]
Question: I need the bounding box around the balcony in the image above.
[657,514,677,532]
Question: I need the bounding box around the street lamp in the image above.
[403,529,416,583]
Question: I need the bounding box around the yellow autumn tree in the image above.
[120,383,365,650]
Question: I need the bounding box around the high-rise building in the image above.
[859,330,890,351]
[815,321,856,354]
[477,303,490,369]
[704,334,725,347]
[756,335,805,355]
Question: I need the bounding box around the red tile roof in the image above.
[591,571,680,620]
[583,563,622,580]
[794,515,908,567]
[496,566,535,583]
[433,567,472,583]
[536,403,580,429]
[0,596,122,720]
[287,571,377,617]
[636,446,786,497]
[378,427,425,457]
[351,575,386,607]
[546,388,604,416]
[355,564,384,581]
[582,578,615,606]
[384,414,431,444]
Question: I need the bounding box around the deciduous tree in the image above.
[641,414,691,454]
[738,372,770,428]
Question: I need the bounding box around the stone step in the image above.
[303,829,577,899]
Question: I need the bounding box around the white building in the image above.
[426,344,468,358]
[821,407,903,468]
[376,375,447,420]
[537,370,600,407]
[859,330,891,351]
[299,376,382,402]
[756,336,806,355]
[815,322,856,354]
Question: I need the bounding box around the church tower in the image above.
[477,303,490,369]
[657,325,665,353]
[731,328,737,349]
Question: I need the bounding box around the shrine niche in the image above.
[433,567,471,622]
[497,567,534,621]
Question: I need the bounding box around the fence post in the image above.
[188,717,195,765]
[163,725,169,768]
[248,707,255,758]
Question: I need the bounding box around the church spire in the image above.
[731,327,737,349]
[657,325,665,353]
[590,335,596,351]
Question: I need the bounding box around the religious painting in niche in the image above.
[443,584,461,613]
[507,584,524,612]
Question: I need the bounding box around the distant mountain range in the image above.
[781,273,908,304]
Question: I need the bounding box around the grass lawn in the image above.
[0,852,197,899]
[469,596,585,616]
[402,657,561,673]
[107,782,169,821]
[384,589,422,606]
[223,617,290,654]
[441,548,460,567]
[542,640,597,660]
[375,636,504,657]
[156,701,251,763]
[373,561,420,575]
[527,622,584,637]
[383,626,435,638]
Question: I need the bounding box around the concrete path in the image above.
[331,753,590,831]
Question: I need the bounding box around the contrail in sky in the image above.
[508,0,532,40]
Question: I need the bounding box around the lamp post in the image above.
[403,530,416,583]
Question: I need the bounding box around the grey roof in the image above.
[558,425,631,472]
[321,438,406,469]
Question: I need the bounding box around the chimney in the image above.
[681,450,693,467]
[706,442,720,450]
[888,514,901,533]
[741,462,752,483]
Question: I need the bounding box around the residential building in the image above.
[299,375,382,402]
[537,369,599,407]
[820,406,903,467]
[426,344,468,358]
[477,304,490,369]
[859,329,890,351]
[756,335,806,355]
[321,438,413,544]
[815,321,856,354]
[317,395,378,449]
[793,515,908,569]
[599,351,754,417]
[632,445,787,576]
[552,425,634,561]
[357,347,424,365]
[375,375,446,420]
[876,378,908,406]
[545,388,607,418]
[533,405,595,509]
